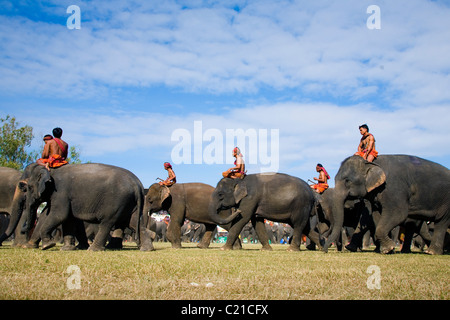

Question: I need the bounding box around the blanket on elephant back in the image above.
[38,154,68,168]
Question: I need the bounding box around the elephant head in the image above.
[144,183,171,215]
[0,164,53,243]
[322,156,386,252]
[209,178,247,225]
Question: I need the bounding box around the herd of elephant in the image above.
[0,154,449,254]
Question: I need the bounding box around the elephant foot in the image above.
[287,245,300,252]
[23,241,39,249]
[197,243,210,249]
[171,243,182,249]
[42,241,56,250]
[345,243,359,252]
[220,245,233,251]
[261,244,273,251]
[140,242,155,251]
[88,245,105,251]
[380,245,395,254]
[425,246,443,255]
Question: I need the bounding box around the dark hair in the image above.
[52,127,63,138]
[43,134,53,141]
[359,124,369,131]
[317,163,323,167]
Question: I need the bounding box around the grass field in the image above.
[0,241,448,300]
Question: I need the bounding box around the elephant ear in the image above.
[34,168,52,199]
[233,181,248,205]
[365,163,386,193]
[160,185,171,203]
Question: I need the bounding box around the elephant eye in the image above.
[344,178,351,187]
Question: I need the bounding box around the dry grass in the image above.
[0,241,448,300]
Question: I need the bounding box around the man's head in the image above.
[359,124,369,135]
[52,127,63,138]
[164,162,172,169]
[316,163,323,172]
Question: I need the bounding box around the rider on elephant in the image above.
[311,163,330,194]
[159,162,176,187]
[354,124,378,162]
[36,127,68,169]
[222,147,246,179]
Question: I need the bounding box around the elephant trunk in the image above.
[322,189,346,253]
[208,200,241,226]
[0,186,26,244]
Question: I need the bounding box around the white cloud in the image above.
[1,0,450,106]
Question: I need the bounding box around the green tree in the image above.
[67,145,82,164]
[0,115,35,170]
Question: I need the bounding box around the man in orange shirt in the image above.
[222,147,246,179]
[355,124,378,162]
[37,127,68,169]
[311,163,330,194]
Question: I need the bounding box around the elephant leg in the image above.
[288,216,309,252]
[426,218,450,255]
[375,204,408,254]
[61,217,77,251]
[253,218,272,251]
[198,224,215,249]
[106,228,124,250]
[89,220,115,251]
[232,237,242,249]
[166,220,183,249]
[221,211,252,251]
[400,221,416,253]
[40,205,70,250]
[23,212,46,249]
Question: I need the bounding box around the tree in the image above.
[0,115,35,170]
[67,145,82,164]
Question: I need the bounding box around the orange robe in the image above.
[312,183,329,194]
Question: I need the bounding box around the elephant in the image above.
[323,155,450,255]
[240,221,257,243]
[0,167,22,217]
[0,167,25,245]
[0,163,154,251]
[209,173,316,251]
[149,218,169,242]
[144,182,240,249]
[313,188,375,251]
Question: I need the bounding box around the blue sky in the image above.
[1,0,450,188]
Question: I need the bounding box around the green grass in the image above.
[0,242,448,300]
